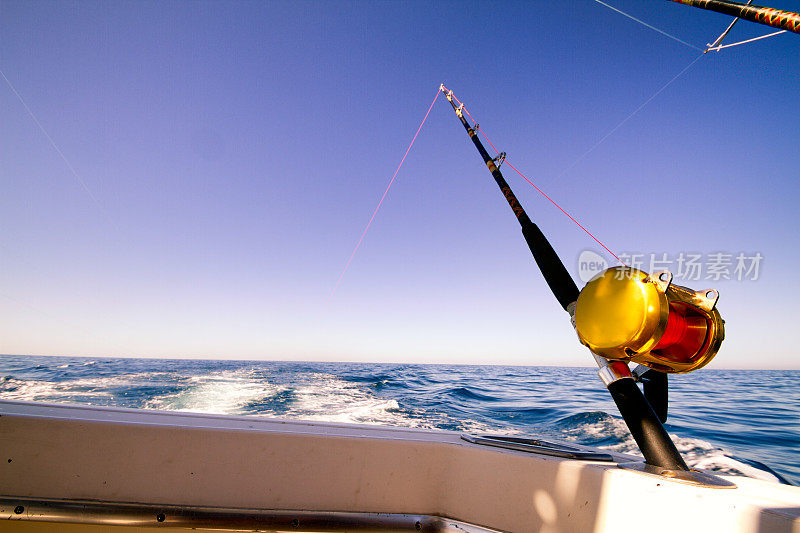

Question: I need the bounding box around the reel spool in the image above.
[573,266,724,373]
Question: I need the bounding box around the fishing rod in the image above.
[443,86,726,475]
[442,87,579,312]
[668,0,800,34]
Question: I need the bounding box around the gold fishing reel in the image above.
[573,266,724,373]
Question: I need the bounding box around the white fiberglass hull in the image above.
[0,400,798,533]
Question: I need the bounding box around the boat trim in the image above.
[460,434,615,461]
[0,497,502,532]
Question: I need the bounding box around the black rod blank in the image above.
[444,92,579,311]
[608,377,688,470]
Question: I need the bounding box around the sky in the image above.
[1,0,799,368]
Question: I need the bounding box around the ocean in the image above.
[1,354,797,484]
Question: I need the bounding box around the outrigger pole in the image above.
[443,86,689,471]
[668,0,800,34]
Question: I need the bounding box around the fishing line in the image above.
[0,68,118,231]
[503,160,624,265]
[592,0,703,51]
[557,52,705,178]
[459,53,705,260]
[442,86,624,265]
[332,45,706,292]
[329,87,442,300]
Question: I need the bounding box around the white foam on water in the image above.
[0,376,113,402]
[138,370,451,430]
[144,369,286,415]
[289,374,413,426]
[560,413,783,482]
[673,435,783,483]
[558,412,632,442]
[0,372,189,405]
[276,374,505,435]
[596,432,781,480]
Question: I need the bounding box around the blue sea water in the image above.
[1,354,797,484]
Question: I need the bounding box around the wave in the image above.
[242,388,297,415]
[341,373,394,384]
[553,411,631,443]
[553,410,787,482]
[447,386,503,402]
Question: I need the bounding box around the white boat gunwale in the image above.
[2,399,800,533]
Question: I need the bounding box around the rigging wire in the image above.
[706,29,787,51]
[329,87,442,301]
[592,0,703,51]
[705,0,753,51]
[702,0,787,53]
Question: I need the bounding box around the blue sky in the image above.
[1,0,799,368]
